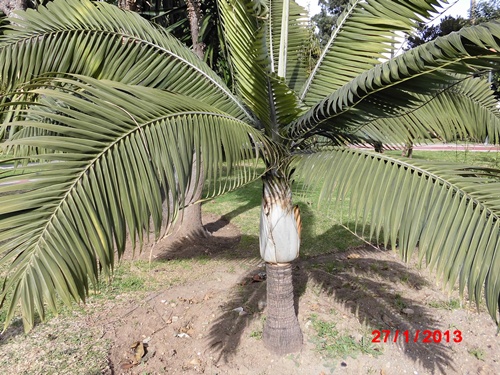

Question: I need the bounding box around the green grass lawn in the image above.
[386,149,500,168]
[204,169,365,258]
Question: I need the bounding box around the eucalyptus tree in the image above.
[0,0,26,16]
[312,0,349,44]
[2,0,500,357]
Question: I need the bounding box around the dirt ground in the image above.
[1,213,499,375]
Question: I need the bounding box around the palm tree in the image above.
[2,0,500,356]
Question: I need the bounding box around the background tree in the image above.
[406,1,500,53]
[311,0,348,44]
[116,0,223,237]
[472,0,500,23]
[401,0,500,156]
[403,14,468,157]
[0,0,26,16]
[471,0,500,99]
[405,15,468,49]
[3,0,500,357]
[1,0,227,238]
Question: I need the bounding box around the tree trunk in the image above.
[260,170,303,355]
[401,140,413,158]
[176,0,206,238]
[263,263,303,355]
[117,0,139,12]
[175,154,208,239]
[0,0,26,17]
[373,141,384,153]
[186,0,205,58]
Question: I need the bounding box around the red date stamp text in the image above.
[371,329,462,344]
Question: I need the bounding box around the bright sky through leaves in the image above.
[297,0,471,21]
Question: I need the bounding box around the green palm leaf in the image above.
[0,76,270,331]
[216,0,268,123]
[299,0,449,107]
[289,21,500,144]
[0,0,251,122]
[294,149,500,323]
[358,75,500,145]
[216,0,301,137]
[268,0,310,91]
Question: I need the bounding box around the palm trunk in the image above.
[402,140,413,158]
[161,152,208,239]
[263,262,303,355]
[186,0,205,58]
[260,170,303,355]
[177,153,208,238]
[117,0,207,239]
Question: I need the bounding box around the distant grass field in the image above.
[386,149,500,168]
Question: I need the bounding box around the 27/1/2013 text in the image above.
[372,329,462,344]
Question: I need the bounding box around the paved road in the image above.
[356,143,500,152]
[411,143,500,152]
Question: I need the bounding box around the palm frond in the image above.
[216,0,272,131]
[268,0,310,91]
[294,148,500,324]
[289,21,500,145]
[357,75,500,145]
[300,0,448,107]
[0,75,271,331]
[216,0,302,138]
[0,0,251,122]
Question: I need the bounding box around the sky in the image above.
[296,0,472,21]
[434,0,471,23]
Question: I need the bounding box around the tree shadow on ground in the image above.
[0,197,456,375]
[300,247,453,374]
[152,208,455,375]
[0,320,24,344]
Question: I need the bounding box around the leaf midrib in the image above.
[3,28,253,122]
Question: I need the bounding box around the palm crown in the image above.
[2,0,500,355]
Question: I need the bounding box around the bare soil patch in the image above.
[1,213,499,375]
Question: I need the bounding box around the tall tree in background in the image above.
[1,0,226,238]
[406,15,468,49]
[402,15,467,157]
[311,0,348,44]
[117,0,138,11]
[117,0,214,237]
[472,0,500,23]
[0,0,26,16]
[405,0,500,98]
[399,0,500,156]
[407,1,500,49]
[3,0,500,357]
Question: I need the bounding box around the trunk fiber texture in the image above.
[263,262,303,355]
